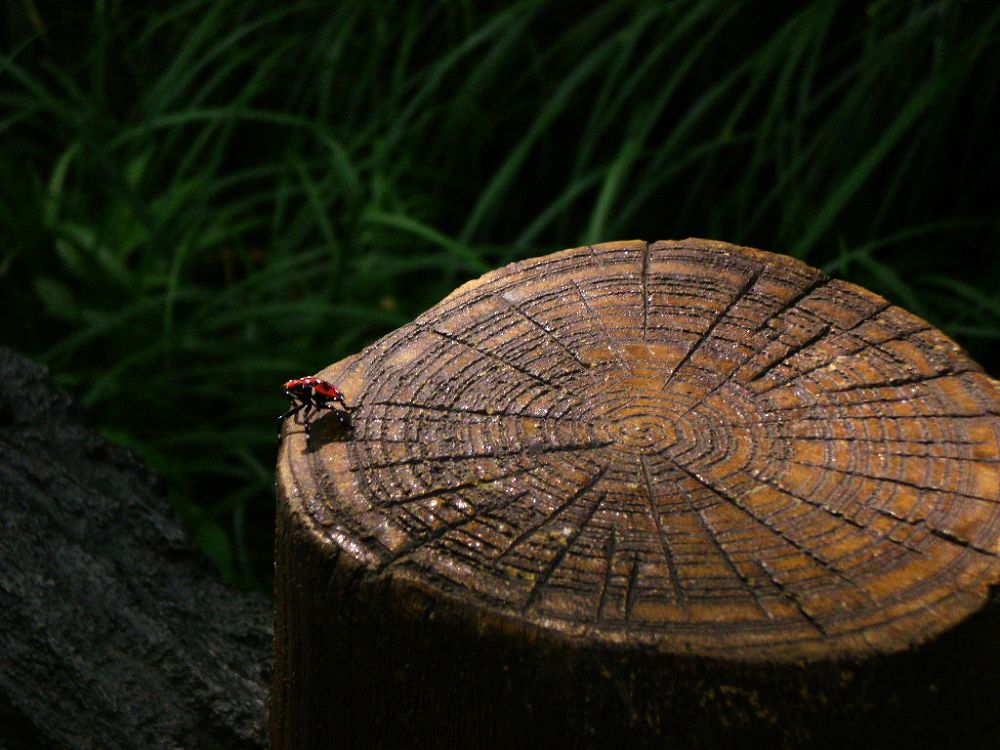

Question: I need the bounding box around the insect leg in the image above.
[278,403,305,437]
[301,405,314,439]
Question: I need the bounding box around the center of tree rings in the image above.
[610,413,676,452]
[592,395,682,453]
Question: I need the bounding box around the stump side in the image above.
[273,480,1000,748]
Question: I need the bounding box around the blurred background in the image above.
[2,0,998,590]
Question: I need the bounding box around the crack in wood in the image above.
[761,393,929,414]
[697,470,884,603]
[523,491,607,611]
[497,466,609,561]
[745,324,834,384]
[752,275,831,333]
[825,368,972,394]
[663,264,766,389]
[499,294,592,373]
[419,323,585,406]
[758,560,828,636]
[924,526,1000,559]
[363,400,574,420]
[738,412,996,426]
[389,491,531,563]
[569,276,636,378]
[624,550,641,623]
[669,461,775,618]
[858,503,998,560]
[639,454,688,613]
[674,277,860,420]
[779,435,984,446]
[750,472,928,559]
[753,320,931,395]
[595,527,617,622]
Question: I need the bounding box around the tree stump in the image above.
[273,239,1000,748]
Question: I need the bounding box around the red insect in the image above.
[279,376,352,439]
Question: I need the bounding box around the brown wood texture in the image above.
[273,239,1000,747]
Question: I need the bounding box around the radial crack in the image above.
[595,527,617,622]
[780,434,983,447]
[668,461,773,617]
[390,491,530,562]
[663,264,765,388]
[859,505,991,559]
[752,275,830,333]
[752,472,927,559]
[639,454,687,612]
[675,277,857,420]
[825,369,970,394]
[675,464,888,601]
[740,412,993,426]
[569,277,636,378]
[365,400,576,420]
[762,393,921,413]
[745,324,833,384]
[419,323,584,405]
[499,294,592,373]
[923,526,1000,559]
[758,560,828,636]
[624,550,641,623]
[497,465,609,561]
[754,321,932,395]
[524,491,606,610]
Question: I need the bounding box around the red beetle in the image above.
[279,376,352,439]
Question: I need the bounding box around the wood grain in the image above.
[273,239,1000,746]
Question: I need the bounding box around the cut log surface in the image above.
[274,239,1000,747]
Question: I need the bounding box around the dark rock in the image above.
[0,347,270,749]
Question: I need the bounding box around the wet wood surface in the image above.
[273,239,1000,748]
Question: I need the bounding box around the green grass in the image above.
[2,0,998,588]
